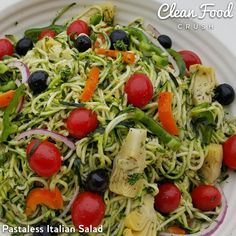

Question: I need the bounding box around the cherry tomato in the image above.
[66,108,98,139]
[124,73,153,108]
[26,140,62,177]
[154,183,181,214]
[191,185,221,211]
[67,20,89,39]
[178,50,202,70]
[0,38,14,60]
[71,191,105,228]
[223,134,236,169]
[38,29,56,40]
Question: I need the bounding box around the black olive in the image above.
[157,35,172,49]
[33,222,57,236]
[85,169,109,194]
[28,70,48,94]
[74,35,91,52]
[110,29,130,51]
[214,83,235,105]
[15,37,33,55]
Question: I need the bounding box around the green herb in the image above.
[1,84,25,142]
[128,173,144,185]
[114,40,128,51]
[60,65,71,80]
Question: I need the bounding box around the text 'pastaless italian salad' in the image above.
[0,3,236,236]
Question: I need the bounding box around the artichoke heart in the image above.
[190,64,216,105]
[35,37,73,60]
[109,128,147,198]
[124,195,157,236]
[200,143,223,184]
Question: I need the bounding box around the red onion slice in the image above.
[159,187,227,236]
[8,61,30,83]
[15,128,76,150]
[16,96,25,113]
[145,24,180,77]
[8,61,30,113]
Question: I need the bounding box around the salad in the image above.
[0,2,236,236]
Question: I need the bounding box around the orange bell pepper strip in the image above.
[167,226,186,234]
[80,66,100,102]
[0,90,15,108]
[25,187,63,216]
[157,92,179,136]
[94,48,135,64]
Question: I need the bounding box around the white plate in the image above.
[0,0,236,235]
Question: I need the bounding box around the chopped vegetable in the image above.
[190,64,216,105]
[124,195,157,236]
[128,108,181,149]
[0,84,25,141]
[25,187,63,216]
[158,92,179,136]
[200,144,223,184]
[94,48,135,64]
[167,49,186,77]
[80,67,100,101]
[190,103,215,144]
[166,226,186,234]
[25,25,66,42]
[109,128,147,198]
[0,90,15,108]
[0,81,16,93]
[0,62,9,74]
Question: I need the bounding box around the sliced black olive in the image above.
[85,169,109,194]
[33,222,57,236]
[15,37,33,55]
[214,83,235,105]
[28,70,48,94]
[110,29,130,51]
[157,35,172,49]
[74,35,91,52]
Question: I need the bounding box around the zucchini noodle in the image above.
[0,3,236,236]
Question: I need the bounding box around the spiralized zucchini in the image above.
[0,3,236,236]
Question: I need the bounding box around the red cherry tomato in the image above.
[26,140,62,177]
[38,29,56,40]
[67,20,89,39]
[72,191,105,228]
[0,38,14,60]
[66,108,98,139]
[154,183,181,214]
[223,134,236,169]
[178,50,202,70]
[191,185,221,211]
[124,73,153,108]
